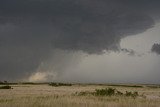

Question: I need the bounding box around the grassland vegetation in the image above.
[0,85,12,89]
[76,88,139,98]
[49,82,72,87]
[0,84,160,107]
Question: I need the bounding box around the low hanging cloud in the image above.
[121,48,135,56]
[0,0,159,82]
[151,43,160,55]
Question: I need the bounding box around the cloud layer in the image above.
[0,0,159,82]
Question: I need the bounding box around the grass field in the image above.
[0,84,160,107]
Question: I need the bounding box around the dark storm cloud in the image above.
[0,0,155,53]
[0,0,159,81]
[151,43,160,55]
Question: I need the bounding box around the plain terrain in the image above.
[0,83,160,107]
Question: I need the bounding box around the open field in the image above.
[0,84,160,107]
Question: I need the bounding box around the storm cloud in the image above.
[0,0,155,53]
[0,0,159,82]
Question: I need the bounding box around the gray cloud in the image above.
[0,0,159,81]
[121,48,136,56]
[151,43,160,55]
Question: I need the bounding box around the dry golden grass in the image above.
[0,84,160,107]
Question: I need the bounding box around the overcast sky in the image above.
[0,0,160,84]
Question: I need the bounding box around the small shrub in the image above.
[125,91,138,98]
[0,85,12,89]
[116,90,123,95]
[95,88,116,96]
[125,91,132,96]
[76,88,139,98]
[49,83,59,87]
[49,82,72,87]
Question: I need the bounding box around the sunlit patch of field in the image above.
[0,84,160,107]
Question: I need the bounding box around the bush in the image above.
[0,85,12,89]
[116,90,123,95]
[95,88,116,96]
[125,91,138,98]
[76,88,139,98]
[49,82,72,87]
